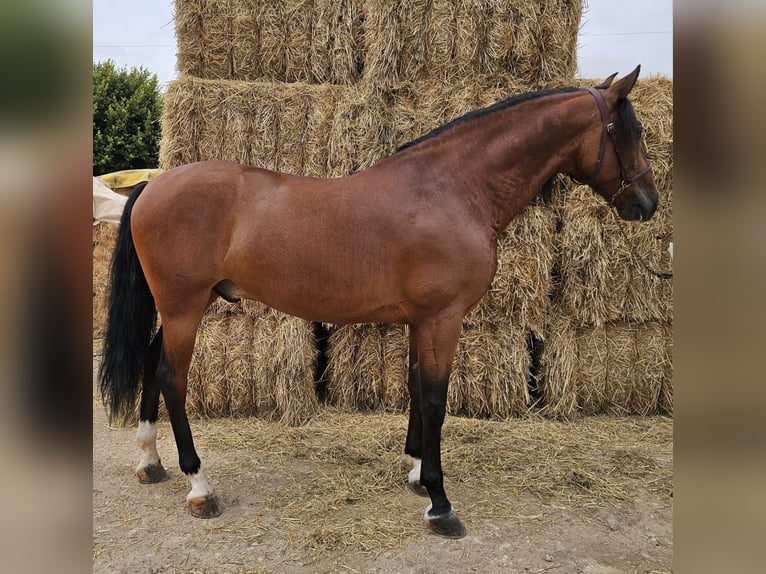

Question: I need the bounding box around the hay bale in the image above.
[448,321,531,418]
[377,79,490,150]
[553,77,673,326]
[310,0,365,85]
[159,77,384,177]
[631,321,672,416]
[92,222,119,338]
[604,322,671,416]
[381,325,410,411]
[264,308,321,426]
[553,186,673,327]
[175,0,364,84]
[188,313,236,418]
[657,323,673,416]
[325,324,408,412]
[325,87,391,176]
[603,323,641,415]
[362,0,582,88]
[535,315,578,418]
[159,75,587,180]
[100,298,317,425]
[188,299,319,424]
[230,300,319,426]
[539,320,673,418]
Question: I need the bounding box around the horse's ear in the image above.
[594,73,618,89]
[608,65,641,101]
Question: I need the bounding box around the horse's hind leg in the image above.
[135,327,169,483]
[157,306,221,518]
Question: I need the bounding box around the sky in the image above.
[92,0,672,91]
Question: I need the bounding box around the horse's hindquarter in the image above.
[130,163,246,317]
[229,166,497,325]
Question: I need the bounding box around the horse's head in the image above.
[575,66,659,222]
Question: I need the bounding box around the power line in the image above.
[94,44,175,48]
[94,30,673,49]
[580,31,672,37]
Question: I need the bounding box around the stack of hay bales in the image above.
[147,0,672,422]
[539,77,674,417]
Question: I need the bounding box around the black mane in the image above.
[615,96,643,140]
[395,86,582,153]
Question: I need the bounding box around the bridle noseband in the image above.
[579,87,653,206]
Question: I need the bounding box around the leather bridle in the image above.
[580,87,653,206]
[578,87,671,280]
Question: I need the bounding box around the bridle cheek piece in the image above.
[580,87,653,206]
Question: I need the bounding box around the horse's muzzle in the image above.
[619,188,659,221]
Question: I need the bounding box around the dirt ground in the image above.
[93,368,672,574]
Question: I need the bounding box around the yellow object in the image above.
[97,169,163,194]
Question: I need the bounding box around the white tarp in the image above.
[93,177,127,224]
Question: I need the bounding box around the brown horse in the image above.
[99,67,658,539]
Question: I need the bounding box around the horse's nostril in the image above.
[637,193,658,221]
[624,194,657,221]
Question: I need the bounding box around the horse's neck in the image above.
[441,93,590,233]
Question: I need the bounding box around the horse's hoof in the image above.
[188,494,221,519]
[137,462,169,484]
[425,506,467,539]
[407,479,429,497]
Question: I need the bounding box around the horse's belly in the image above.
[275,298,407,325]
[243,283,408,325]
[232,257,409,324]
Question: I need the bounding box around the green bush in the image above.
[93,60,162,175]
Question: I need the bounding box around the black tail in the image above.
[98,182,157,423]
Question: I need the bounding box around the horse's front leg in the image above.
[412,316,467,539]
[404,326,428,497]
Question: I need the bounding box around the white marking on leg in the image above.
[186,468,215,501]
[424,502,454,520]
[135,421,161,473]
[408,457,422,486]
